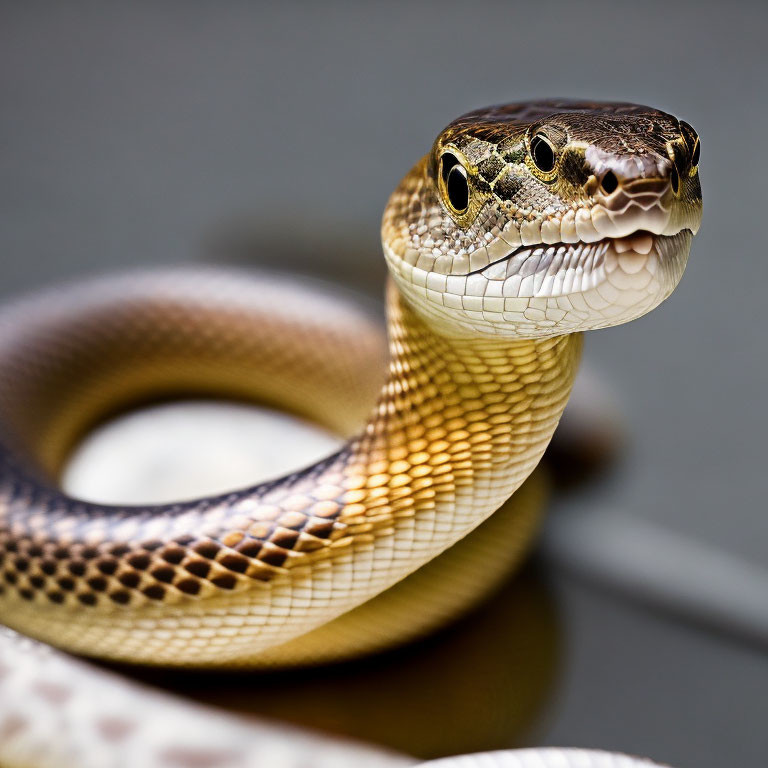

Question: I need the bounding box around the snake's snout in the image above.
[584,150,679,237]
[587,146,675,195]
[592,163,674,213]
[580,139,701,241]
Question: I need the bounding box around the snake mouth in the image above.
[469,229,693,301]
[470,230,687,277]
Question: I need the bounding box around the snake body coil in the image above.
[0,101,702,765]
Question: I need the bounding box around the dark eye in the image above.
[691,138,700,169]
[440,152,460,183]
[680,121,700,171]
[530,134,556,173]
[446,164,469,212]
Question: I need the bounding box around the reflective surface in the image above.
[134,566,559,760]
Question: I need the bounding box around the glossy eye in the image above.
[690,138,700,169]
[680,121,700,173]
[530,134,556,173]
[446,164,469,212]
[439,152,470,214]
[440,151,460,183]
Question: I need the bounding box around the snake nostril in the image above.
[600,170,619,195]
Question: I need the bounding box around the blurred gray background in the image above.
[1,2,766,767]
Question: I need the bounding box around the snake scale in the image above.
[0,101,702,767]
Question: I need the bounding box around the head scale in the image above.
[382,100,702,338]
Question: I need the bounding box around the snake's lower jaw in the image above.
[539,228,694,333]
[584,229,692,330]
[511,229,694,334]
[391,229,693,339]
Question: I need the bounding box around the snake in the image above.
[0,100,702,767]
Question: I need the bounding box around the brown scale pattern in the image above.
[0,441,358,611]
[440,100,688,157]
[0,273,579,665]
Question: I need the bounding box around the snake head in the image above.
[382,100,702,338]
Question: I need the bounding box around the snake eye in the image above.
[446,165,469,212]
[690,138,700,170]
[440,152,460,183]
[530,134,556,174]
[679,120,700,174]
[439,152,470,215]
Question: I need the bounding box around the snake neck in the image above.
[344,281,583,544]
[0,276,581,666]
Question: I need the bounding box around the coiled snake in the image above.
[0,101,702,767]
